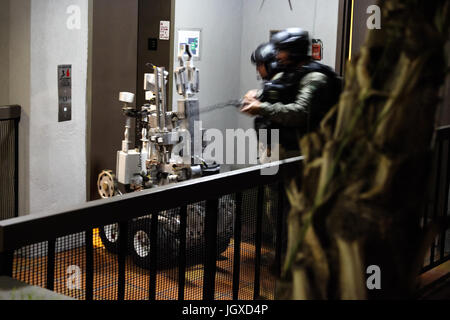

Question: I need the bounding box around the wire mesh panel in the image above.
[7,189,284,301]
[422,130,450,270]
[93,223,120,300]
[214,194,235,300]
[124,217,151,300]
[53,233,86,300]
[259,183,281,300]
[13,242,48,290]
[0,119,17,221]
[237,188,259,300]
[0,156,302,301]
[154,210,181,300]
[124,212,181,300]
[183,201,206,300]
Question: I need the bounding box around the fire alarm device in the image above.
[312,39,323,61]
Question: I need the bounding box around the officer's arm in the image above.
[258,72,329,127]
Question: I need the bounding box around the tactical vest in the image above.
[255,61,342,151]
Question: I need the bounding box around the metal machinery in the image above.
[97,45,233,269]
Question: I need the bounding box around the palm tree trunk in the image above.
[279,0,450,299]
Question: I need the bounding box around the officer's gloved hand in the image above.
[244,89,259,102]
[241,100,262,116]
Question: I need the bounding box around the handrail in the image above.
[0,105,21,121]
[436,125,450,141]
[0,156,303,252]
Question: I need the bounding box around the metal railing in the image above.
[0,105,21,221]
[0,157,302,300]
[422,126,450,272]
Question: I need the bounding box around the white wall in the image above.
[238,0,340,130]
[173,0,244,133]
[28,0,88,215]
[172,0,340,168]
[0,0,10,105]
[8,0,89,215]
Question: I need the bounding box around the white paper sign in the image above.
[160,21,170,40]
[177,29,201,60]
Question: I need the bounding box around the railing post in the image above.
[149,213,159,300]
[439,141,450,261]
[254,186,264,300]
[178,206,187,300]
[46,239,56,291]
[430,141,444,265]
[0,251,13,277]
[85,229,94,301]
[14,118,19,218]
[232,192,243,300]
[275,181,285,277]
[117,221,128,301]
[203,199,219,300]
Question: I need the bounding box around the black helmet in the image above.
[251,42,280,79]
[271,28,310,61]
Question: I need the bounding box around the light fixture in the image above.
[259,0,293,12]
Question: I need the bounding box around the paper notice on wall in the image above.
[177,29,201,60]
[159,21,170,40]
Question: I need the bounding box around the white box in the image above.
[116,150,141,185]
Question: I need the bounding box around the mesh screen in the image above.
[214,195,235,300]
[94,224,119,300]
[0,120,16,221]
[53,233,86,300]
[13,242,48,289]
[259,183,281,300]
[422,138,450,268]
[183,201,206,300]
[10,186,285,300]
[238,187,258,300]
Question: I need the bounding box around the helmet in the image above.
[271,28,311,61]
[251,42,280,79]
[251,42,276,65]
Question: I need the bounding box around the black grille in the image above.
[0,105,20,221]
[0,120,16,220]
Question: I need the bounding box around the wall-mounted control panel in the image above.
[58,64,72,122]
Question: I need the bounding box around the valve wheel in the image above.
[97,170,117,199]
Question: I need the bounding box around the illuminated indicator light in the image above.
[348,0,355,61]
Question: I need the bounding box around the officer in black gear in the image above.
[249,42,283,162]
[251,42,281,81]
[242,28,342,158]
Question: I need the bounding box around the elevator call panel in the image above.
[58,64,72,122]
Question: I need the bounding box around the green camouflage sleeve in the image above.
[258,72,329,127]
